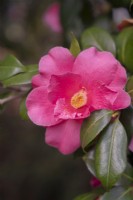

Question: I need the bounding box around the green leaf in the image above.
[83,150,96,176]
[70,33,81,57]
[95,119,127,189]
[81,110,113,149]
[2,71,37,87]
[0,55,25,81]
[81,26,116,55]
[24,64,38,72]
[100,186,133,200]
[118,164,133,187]
[19,97,29,120]
[73,193,97,200]
[126,76,133,103]
[116,27,133,73]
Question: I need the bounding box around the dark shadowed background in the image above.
[0,0,91,199]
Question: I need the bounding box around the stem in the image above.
[0,92,25,105]
[8,85,30,92]
[0,84,31,105]
[112,111,120,119]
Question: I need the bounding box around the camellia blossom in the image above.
[42,2,62,33]
[26,47,130,154]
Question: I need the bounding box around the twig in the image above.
[0,92,25,105]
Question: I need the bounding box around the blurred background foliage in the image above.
[0,0,132,199]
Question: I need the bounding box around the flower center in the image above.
[71,88,87,109]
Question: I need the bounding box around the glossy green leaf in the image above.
[83,150,96,176]
[100,186,133,200]
[95,119,127,189]
[118,164,133,187]
[117,27,133,73]
[81,26,116,55]
[2,71,37,87]
[24,64,38,72]
[0,55,25,81]
[81,110,113,149]
[126,76,133,103]
[70,34,81,57]
[19,97,29,120]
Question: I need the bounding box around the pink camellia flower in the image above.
[42,2,62,33]
[26,47,130,155]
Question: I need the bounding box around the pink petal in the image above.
[39,47,75,78]
[43,2,62,33]
[45,119,82,154]
[112,90,131,110]
[108,62,127,90]
[90,84,117,111]
[129,137,133,152]
[26,86,61,126]
[90,85,130,111]
[48,73,90,119]
[73,47,118,85]
[54,98,90,119]
[32,74,48,88]
[48,73,83,104]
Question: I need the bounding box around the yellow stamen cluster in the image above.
[71,89,87,109]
